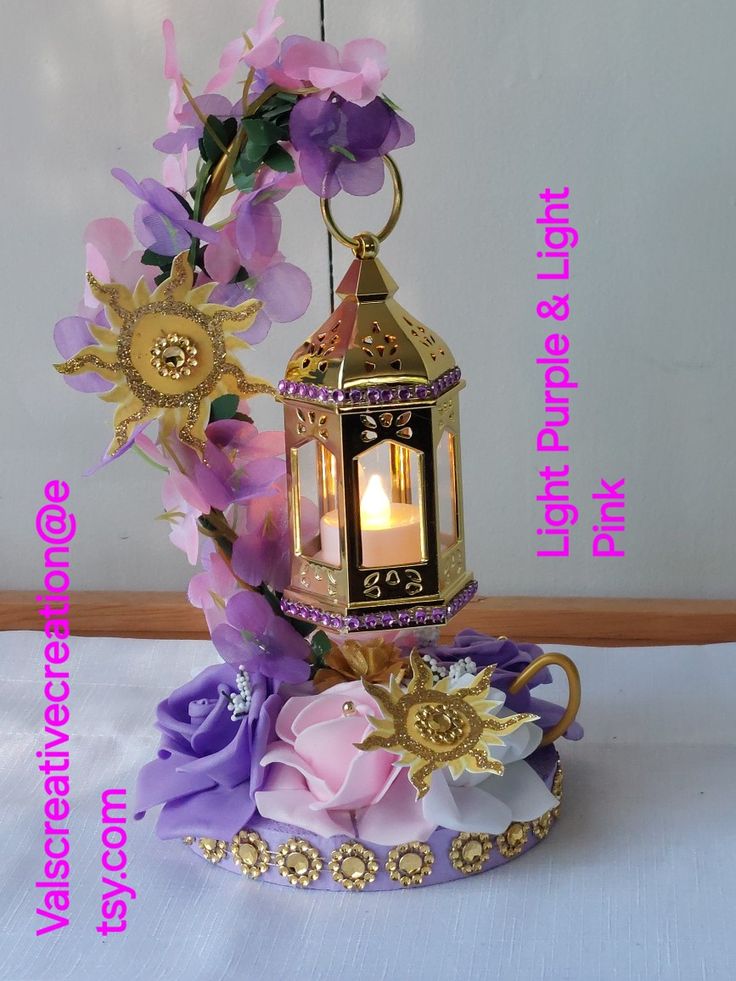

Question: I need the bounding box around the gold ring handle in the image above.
[508,652,581,747]
[320,154,403,257]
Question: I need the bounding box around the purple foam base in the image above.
[181,744,561,892]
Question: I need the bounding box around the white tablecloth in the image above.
[1,631,734,981]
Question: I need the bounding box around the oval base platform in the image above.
[179,744,564,891]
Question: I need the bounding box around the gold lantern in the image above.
[278,157,476,632]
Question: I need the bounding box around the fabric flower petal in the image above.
[224,589,272,635]
[255,262,312,322]
[282,37,338,80]
[356,769,436,846]
[204,36,247,94]
[211,623,249,667]
[421,769,512,835]
[256,762,355,839]
[155,780,255,840]
[135,749,216,816]
[475,761,559,823]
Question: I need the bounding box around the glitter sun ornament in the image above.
[55,252,272,456]
[357,652,539,798]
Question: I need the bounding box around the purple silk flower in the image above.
[212,590,311,684]
[112,168,219,257]
[289,93,415,198]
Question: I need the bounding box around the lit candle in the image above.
[320,474,422,567]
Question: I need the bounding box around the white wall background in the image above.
[4,0,735,598]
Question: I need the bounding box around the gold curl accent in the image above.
[508,652,581,746]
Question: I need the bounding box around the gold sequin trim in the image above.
[329,842,379,891]
[231,829,270,879]
[385,841,434,887]
[198,836,228,864]
[551,761,564,817]
[449,832,492,875]
[274,837,323,887]
[531,810,555,840]
[495,822,529,859]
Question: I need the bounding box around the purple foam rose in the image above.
[135,663,282,839]
[422,629,583,740]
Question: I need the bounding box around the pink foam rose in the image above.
[255,680,435,845]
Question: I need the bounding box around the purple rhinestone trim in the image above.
[278,367,462,407]
[280,579,478,633]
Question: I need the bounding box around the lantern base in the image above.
[178,744,563,892]
[281,578,479,634]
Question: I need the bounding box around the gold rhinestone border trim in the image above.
[385,841,435,887]
[274,837,324,888]
[449,832,493,875]
[231,829,271,879]
[181,761,564,888]
[329,842,380,891]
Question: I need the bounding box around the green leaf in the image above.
[310,630,332,668]
[232,164,257,193]
[266,91,298,106]
[235,147,261,173]
[292,619,317,638]
[381,92,403,113]
[260,586,283,616]
[209,394,239,422]
[244,138,269,164]
[264,145,295,173]
[330,144,357,162]
[202,115,237,165]
[243,117,286,148]
[141,248,173,268]
[259,93,298,122]
[261,104,293,123]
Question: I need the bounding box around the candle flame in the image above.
[360,473,392,529]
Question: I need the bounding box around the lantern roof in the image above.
[282,255,458,396]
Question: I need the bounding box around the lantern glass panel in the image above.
[355,441,425,568]
[291,440,339,566]
[437,430,458,550]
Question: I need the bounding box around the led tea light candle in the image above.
[320,473,422,568]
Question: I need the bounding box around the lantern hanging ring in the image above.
[320,154,403,258]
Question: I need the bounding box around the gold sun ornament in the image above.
[356,652,539,799]
[54,252,274,456]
